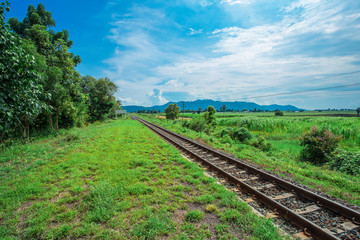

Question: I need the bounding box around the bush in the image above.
[232,127,253,142]
[329,150,360,176]
[182,117,207,132]
[219,127,233,138]
[251,137,271,151]
[274,109,284,116]
[299,126,341,164]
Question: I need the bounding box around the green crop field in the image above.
[0,119,284,239]
[139,113,360,206]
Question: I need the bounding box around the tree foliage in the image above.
[81,76,120,122]
[203,106,216,126]
[0,1,47,141]
[274,109,283,116]
[0,2,120,143]
[165,104,180,120]
[299,126,341,164]
[220,104,226,112]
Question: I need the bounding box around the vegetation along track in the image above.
[131,115,360,240]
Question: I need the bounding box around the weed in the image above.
[185,210,205,222]
[205,204,219,213]
[195,194,215,204]
[85,181,121,223]
[132,210,175,239]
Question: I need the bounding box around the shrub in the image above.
[274,109,284,116]
[232,127,253,142]
[299,126,341,164]
[329,150,360,176]
[182,117,207,132]
[205,204,219,213]
[251,136,272,151]
[219,127,233,138]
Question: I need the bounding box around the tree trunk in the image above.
[49,113,53,129]
[23,115,30,141]
[55,107,59,131]
[26,119,30,141]
[48,100,53,129]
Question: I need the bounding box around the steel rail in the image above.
[132,115,360,240]
[138,116,360,224]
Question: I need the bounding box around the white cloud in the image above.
[147,88,168,105]
[165,79,184,87]
[221,0,253,5]
[103,0,360,109]
[188,28,203,36]
[154,0,360,108]
[117,97,138,105]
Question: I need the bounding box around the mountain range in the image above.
[122,100,303,112]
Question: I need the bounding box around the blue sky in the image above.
[7,0,360,109]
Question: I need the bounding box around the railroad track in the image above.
[131,115,360,240]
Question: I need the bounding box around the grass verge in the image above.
[0,119,285,239]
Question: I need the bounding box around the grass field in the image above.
[0,119,284,239]
[139,113,360,206]
[157,110,358,119]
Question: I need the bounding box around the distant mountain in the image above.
[122,99,303,112]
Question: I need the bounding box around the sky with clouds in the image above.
[7,0,360,109]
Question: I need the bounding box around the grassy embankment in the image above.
[0,119,284,239]
[139,113,360,206]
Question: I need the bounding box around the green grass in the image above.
[185,210,205,222]
[138,113,360,206]
[0,119,284,239]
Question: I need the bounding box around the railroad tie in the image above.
[272,192,294,200]
[295,204,321,215]
[255,183,275,190]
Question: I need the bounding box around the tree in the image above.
[81,76,119,122]
[165,103,180,120]
[8,3,83,130]
[274,109,284,116]
[356,107,360,116]
[198,107,201,114]
[0,1,47,141]
[203,106,216,126]
[220,104,226,112]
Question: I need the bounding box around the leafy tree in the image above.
[198,107,201,114]
[220,104,226,112]
[165,103,180,120]
[0,1,47,141]
[8,3,82,130]
[203,106,216,126]
[81,76,119,122]
[356,107,360,116]
[274,109,284,116]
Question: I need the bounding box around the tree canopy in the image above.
[0,2,120,143]
[165,104,180,120]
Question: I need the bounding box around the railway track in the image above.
[131,115,360,240]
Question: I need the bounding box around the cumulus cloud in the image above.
[147,88,168,105]
[103,0,360,109]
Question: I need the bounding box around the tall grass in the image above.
[218,117,360,141]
